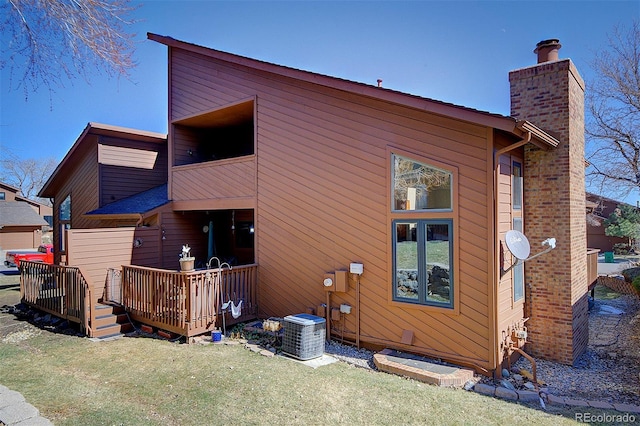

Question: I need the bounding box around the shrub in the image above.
[613,243,631,255]
[633,276,640,294]
[622,267,640,283]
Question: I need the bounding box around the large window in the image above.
[393,155,452,211]
[393,220,453,307]
[391,153,455,309]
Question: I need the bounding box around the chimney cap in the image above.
[534,39,561,63]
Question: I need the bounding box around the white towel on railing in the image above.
[230,300,242,319]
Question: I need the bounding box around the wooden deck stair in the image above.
[93,303,133,339]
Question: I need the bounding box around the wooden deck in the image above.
[20,262,258,339]
[117,264,257,337]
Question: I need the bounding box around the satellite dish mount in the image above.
[503,230,556,275]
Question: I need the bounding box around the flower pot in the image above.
[179,257,195,272]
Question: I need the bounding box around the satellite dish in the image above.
[502,230,557,275]
[505,230,531,260]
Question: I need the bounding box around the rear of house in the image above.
[31,35,590,376]
[150,34,588,375]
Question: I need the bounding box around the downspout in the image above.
[491,131,531,378]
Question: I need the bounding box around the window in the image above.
[59,195,71,251]
[512,161,522,210]
[390,152,456,309]
[393,220,453,307]
[0,192,5,200]
[512,218,524,302]
[393,155,452,211]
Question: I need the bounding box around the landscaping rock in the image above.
[495,386,517,400]
[517,390,540,402]
[473,383,495,396]
[499,379,515,391]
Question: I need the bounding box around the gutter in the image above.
[514,120,558,150]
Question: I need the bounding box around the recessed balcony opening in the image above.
[172,99,255,167]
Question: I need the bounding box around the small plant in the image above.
[180,244,193,259]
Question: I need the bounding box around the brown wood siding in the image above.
[494,135,527,366]
[172,125,200,166]
[99,137,167,207]
[131,227,163,268]
[171,156,256,204]
[169,48,493,369]
[158,211,209,270]
[52,140,100,263]
[66,228,136,302]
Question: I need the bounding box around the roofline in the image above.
[84,200,171,221]
[84,213,142,221]
[39,122,167,198]
[0,181,20,193]
[147,33,559,148]
[15,195,49,208]
[586,191,636,208]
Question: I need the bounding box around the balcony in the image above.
[171,155,256,210]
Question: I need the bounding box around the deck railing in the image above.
[20,261,94,335]
[120,264,257,336]
[587,248,600,289]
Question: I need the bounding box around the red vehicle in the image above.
[4,244,54,268]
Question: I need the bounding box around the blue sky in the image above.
[1,1,639,203]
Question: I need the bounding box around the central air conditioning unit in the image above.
[282,313,326,361]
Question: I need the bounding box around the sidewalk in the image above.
[0,384,52,425]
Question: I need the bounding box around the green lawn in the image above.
[0,275,601,425]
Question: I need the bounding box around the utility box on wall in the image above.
[334,270,349,292]
[323,270,349,292]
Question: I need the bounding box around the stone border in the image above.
[472,383,640,414]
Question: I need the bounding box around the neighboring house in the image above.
[38,35,591,376]
[586,192,634,252]
[0,201,49,250]
[38,123,169,266]
[0,181,51,250]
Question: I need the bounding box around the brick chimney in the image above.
[509,41,588,365]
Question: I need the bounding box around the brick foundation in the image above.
[509,47,588,365]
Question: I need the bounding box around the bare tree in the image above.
[0,148,57,204]
[1,0,137,98]
[586,21,640,199]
